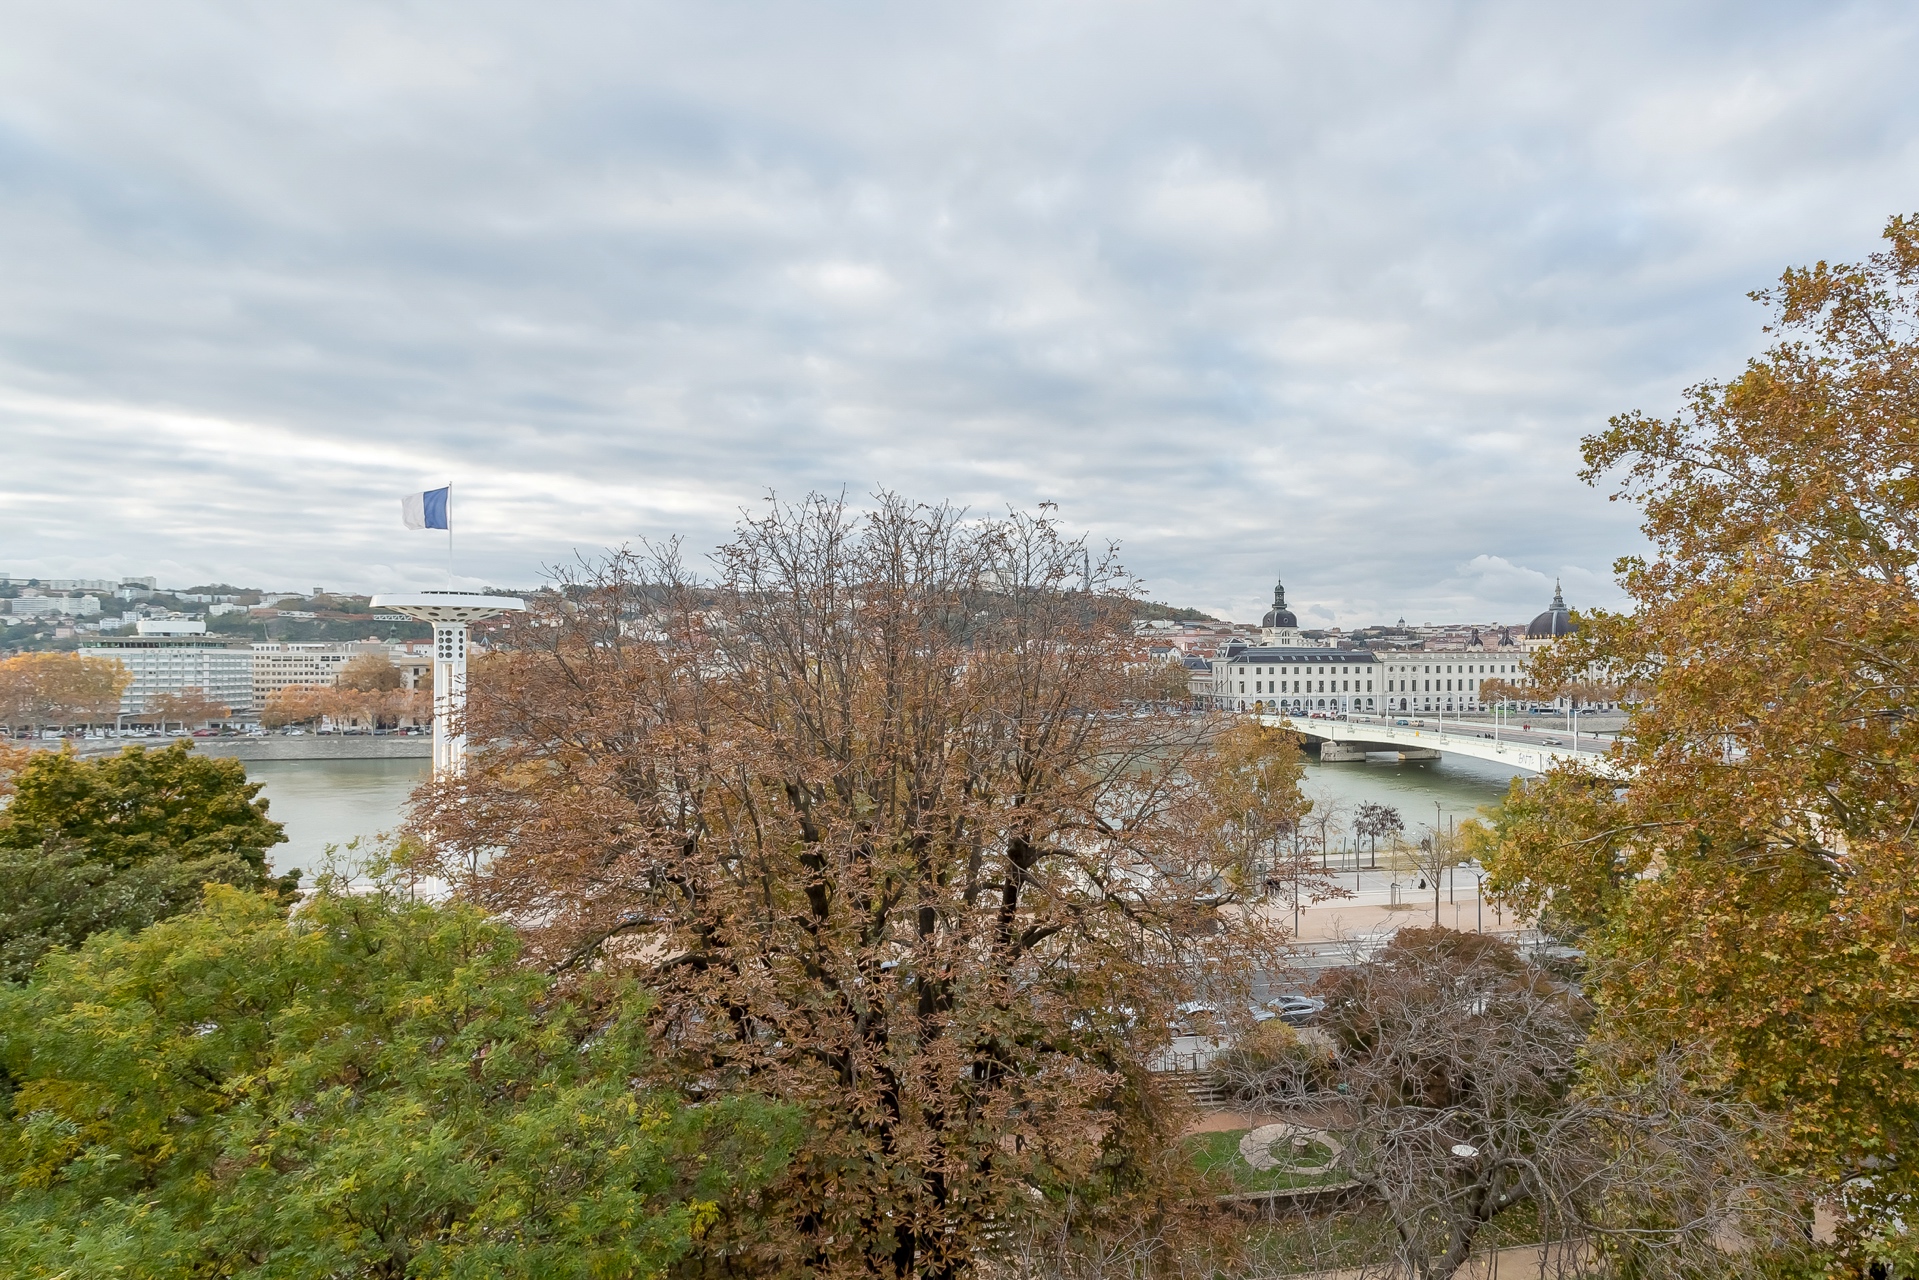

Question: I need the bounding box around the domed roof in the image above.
[1261,580,1297,629]
[1526,582,1576,639]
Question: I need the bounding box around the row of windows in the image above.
[1382,663,1517,676]
[1235,662,1521,678]
[1241,679,1371,694]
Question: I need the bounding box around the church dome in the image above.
[1261,580,1297,629]
[1527,582,1576,639]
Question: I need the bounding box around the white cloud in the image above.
[1,0,1914,620]
[795,260,897,304]
[1139,158,1276,245]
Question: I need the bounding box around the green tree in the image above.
[0,742,293,981]
[1482,214,1919,1267]
[0,880,798,1278]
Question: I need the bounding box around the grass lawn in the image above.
[1184,1128,1347,1194]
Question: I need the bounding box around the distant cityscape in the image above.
[0,573,531,725]
[0,573,473,647]
[3,569,1581,724]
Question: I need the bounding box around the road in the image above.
[1340,710,1619,754]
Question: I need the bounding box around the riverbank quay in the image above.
[13,734,432,762]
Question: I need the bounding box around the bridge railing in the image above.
[1261,713,1623,776]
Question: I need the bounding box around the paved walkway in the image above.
[1244,866,1529,949]
[1284,1241,1594,1279]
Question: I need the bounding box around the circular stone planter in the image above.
[1237,1123,1343,1173]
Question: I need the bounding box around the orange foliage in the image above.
[411,498,1291,1271]
[0,652,131,729]
[1485,213,1919,1245]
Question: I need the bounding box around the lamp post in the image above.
[367,591,525,776]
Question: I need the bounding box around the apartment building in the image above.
[250,641,391,708]
[79,635,256,717]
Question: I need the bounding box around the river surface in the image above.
[243,751,1523,879]
[247,758,430,877]
[1298,752,1524,845]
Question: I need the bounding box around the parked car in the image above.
[1169,1001,1224,1037]
[1253,995,1326,1026]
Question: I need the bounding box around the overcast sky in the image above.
[2,2,1914,623]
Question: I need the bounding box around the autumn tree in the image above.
[1292,928,1804,1280]
[1403,824,1466,927]
[1300,788,1350,873]
[0,652,130,732]
[259,684,329,728]
[0,879,799,1277]
[1482,213,1919,1266]
[1186,718,1318,898]
[144,687,232,730]
[0,741,25,798]
[338,651,404,691]
[411,495,1293,1276]
[0,741,292,981]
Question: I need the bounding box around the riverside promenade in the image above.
[24,734,432,762]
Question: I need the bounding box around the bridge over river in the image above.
[1264,712,1623,777]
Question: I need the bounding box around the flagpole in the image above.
[446,482,454,587]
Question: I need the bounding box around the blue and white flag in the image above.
[401,486,450,530]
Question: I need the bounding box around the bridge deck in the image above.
[1262,713,1622,777]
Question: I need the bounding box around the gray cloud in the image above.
[2,0,1915,622]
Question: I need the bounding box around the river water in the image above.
[1298,753,1524,845]
[247,758,430,877]
[244,751,1524,879]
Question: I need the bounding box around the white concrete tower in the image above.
[368,591,525,775]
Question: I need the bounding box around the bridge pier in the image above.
[1318,741,1370,762]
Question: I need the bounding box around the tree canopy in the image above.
[0,881,798,1277]
[338,652,404,691]
[0,742,292,982]
[0,652,130,731]
[1301,928,1796,1280]
[409,495,1300,1276]
[141,688,232,728]
[1482,213,1919,1266]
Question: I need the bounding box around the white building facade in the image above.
[78,636,256,717]
[1200,581,1385,715]
[7,593,102,618]
[71,637,439,721]
[1192,578,1584,717]
[1375,648,1528,714]
[1208,645,1382,715]
[251,641,392,709]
